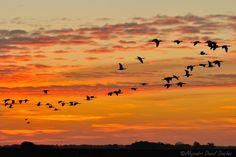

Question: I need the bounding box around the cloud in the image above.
[0,129,66,135]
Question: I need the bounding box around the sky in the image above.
[0,0,236,146]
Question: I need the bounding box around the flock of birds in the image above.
[0,38,231,124]
[118,39,229,89]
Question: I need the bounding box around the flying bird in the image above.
[199,63,207,67]
[163,77,172,83]
[118,63,126,70]
[184,70,192,77]
[172,75,179,80]
[186,65,195,71]
[176,82,186,87]
[193,41,201,46]
[131,87,137,91]
[43,90,48,94]
[222,45,230,53]
[141,83,148,86]
[108,92,113,96]
[200,51,207,55]
[137,56,144,64]
[173,40,183,44]
[208,61,215,68]
[164,83,172,89]
[213,60,223,67]
[151,39,162,47]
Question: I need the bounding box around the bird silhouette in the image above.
[186,65,195,71]
[86,96,91,100]
[131,87,137,91]
[151,39,162,47]
[141,83,148,86]
[26,121,30,124]
[163,77,173,83]
[176,82,186,87]
[199,63,207,67]
[108,92,113,96]
[193,41,201,46]
[19,100,23,104]
[118,63,126,70]
[184,70,192,77]
[114,89,122,96]
[54,108,59,111]
[24,99,29,103]
[137,56,144,64]
[200,51,207,55]
[43,90,48,94]
[173,40,183,44]
[208,61,215,68]
[172,75,179,80]
[213,60,223,67]
[222,45,230,53]
[36,102,41,106]
[4,99,10,103]
[164,83,172,88]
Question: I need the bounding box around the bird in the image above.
[208,61,215,68]
[186,65,195,71]
[173,40,183,44]
[58,100,64,104]
[222,45,230,53]
[213,60,223,67]
[118,63,126,70]
[184,70,192,77]
[137,56,144,64]
[19,100,23,104]
[193,41,201,46]
[200,51,207,55]
[54,108,59,111]
[36,102,41,106]
[3,99,10,103]
[108,92,113,96]
[24,99,29,103]
[131,87,137,91]
[86,96,91,100]
[141,83,148,86]
[26,121,30,124]
[176,82,186,87]
[164,84,172,89]
[25,118,28,121]
[199,63,207,67]
[114,89,122,96]
[11,100,15,104]
[163,77,172,83]
[151,39,162,47]
[43,90,48,94]
[172,75,179,80]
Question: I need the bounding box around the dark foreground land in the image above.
[0,141,236,157]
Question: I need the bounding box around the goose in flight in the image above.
[36,102,41,106]
[108,92,113,96]
[118,63,126,70]
[141,83,148,86]
[137,56,144,64]
[173,40,183,44]
[193,41,201,46]
[186,65,195,71]
[213,60,223,67]
[184,70,192,77]
[176,82,186,87]
[208,61,215,68]
[222,45,230,53]
[199,63,207,67]
[163,77,173,83]
[3,99,10,103]
[131,87,137,91]
[114,89,122,96]
[200,51,207,55]
[151,39,162,47]
[172,75,179,80]
[43,90,48,94]
[164,83,172,89]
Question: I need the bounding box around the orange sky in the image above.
[0,1,236,146]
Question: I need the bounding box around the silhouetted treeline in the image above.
[0,141,235,157]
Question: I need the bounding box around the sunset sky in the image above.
[0,0,236,146]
